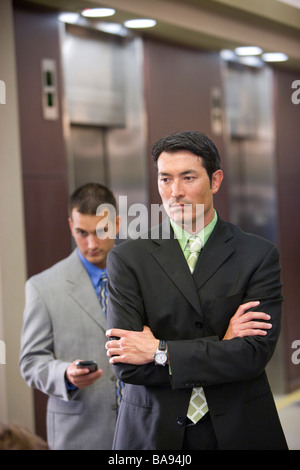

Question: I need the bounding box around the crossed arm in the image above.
[66,301,271,388]
[105,300,272,366]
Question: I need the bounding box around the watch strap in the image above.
[158,339,166,351]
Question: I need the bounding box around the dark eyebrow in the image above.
[75,227,98,236]
[158,169,198,177]
[180,170,198,176]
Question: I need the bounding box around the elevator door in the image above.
[61,23,148,211]
[223,62,284,394]
[223,63,279,245]
[70,125,110,189]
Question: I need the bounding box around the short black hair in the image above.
[151,131,221,183]
[69,183,116,216]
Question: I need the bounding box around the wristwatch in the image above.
[153,340,168,366]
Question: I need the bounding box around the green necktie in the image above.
[186,236,209,423]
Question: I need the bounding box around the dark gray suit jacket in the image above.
[107,217,288,450]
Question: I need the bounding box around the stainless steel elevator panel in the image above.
[61,24,148,237]
[105,38,148,206]
[63,26,125,127]
[70,126,107,189]
[223,64,279,245]
[222,62,284,394]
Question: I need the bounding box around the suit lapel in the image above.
[150,218,235,312]
[193,217,235,290]
[65,251,107,332]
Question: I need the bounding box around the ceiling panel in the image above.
[19,0,300,70]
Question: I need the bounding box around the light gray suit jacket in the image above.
[19,250,117,450]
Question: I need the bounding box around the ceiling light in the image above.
[58,12,80,24]
[124,19,156,28]
[96,22,128,37]
[81,8,115,18]
[235,46,263,56]
[239,56,264,67]
[276,0,300,8]
[220,50,237,61]
[262,52,289,62]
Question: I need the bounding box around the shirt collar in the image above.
[77,249,106,290]
[170,210,218,251]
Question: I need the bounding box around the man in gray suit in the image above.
[19,183,120,450]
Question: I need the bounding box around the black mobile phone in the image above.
[75,360,98,372]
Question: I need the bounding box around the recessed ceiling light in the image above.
[235,46,263,56]
[124,19,156,28]
[81,8,115,18]
[96,22,128,37]
[262,52,289,62]
[276,0,300,8]
[58,12,80,24]
[220,49,237,61]
[239,56,264,67]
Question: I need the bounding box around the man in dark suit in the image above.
[105,131,288,450]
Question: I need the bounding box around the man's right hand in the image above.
[223,301,272,340]
[65,360,103,389]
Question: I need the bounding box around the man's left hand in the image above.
[105,326,159,365]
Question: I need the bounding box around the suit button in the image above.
[195,321,203,328]
[177,417,186,426]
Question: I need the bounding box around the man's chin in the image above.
[170,215,204,234]
[170,212,193,229]
[86,254,104,266]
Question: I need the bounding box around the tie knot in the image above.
[188,236,202,253]
[100,272,108,283]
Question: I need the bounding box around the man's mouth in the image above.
[169,200,192,208]
[88,251,101,257]
[169,203,193,214]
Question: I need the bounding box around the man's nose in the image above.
[171,180,184,199]
[87,234,98,249]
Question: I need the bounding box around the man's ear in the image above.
[68,217,74,234]
[211,170,223,195]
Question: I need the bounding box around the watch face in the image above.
[155,351,167,365]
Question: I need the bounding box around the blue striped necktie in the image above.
[99,272,124,413]
[99,272,108,315]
